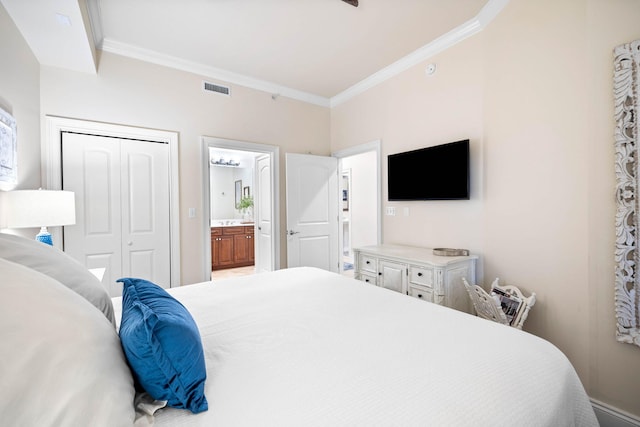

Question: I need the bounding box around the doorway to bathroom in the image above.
[202,137,280,281]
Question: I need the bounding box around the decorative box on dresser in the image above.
[353,244,478,314]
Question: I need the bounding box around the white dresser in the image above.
[353,244,478,314]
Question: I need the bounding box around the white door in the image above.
[255,155,273,272]
[285,153,339,272]
[62,132,171,296]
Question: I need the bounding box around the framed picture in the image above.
[243,186,250,197]
[0,107,17,184]
[235,180,242,209]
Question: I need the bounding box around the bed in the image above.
[0,233,598,426]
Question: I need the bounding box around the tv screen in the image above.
[387,139,469,201]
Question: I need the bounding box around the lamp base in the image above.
[35,226,53,246]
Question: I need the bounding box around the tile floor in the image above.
[211,265,256,280]
[211,264,355,280]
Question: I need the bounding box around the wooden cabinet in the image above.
[211,226,255,270]
[353,244,477,314]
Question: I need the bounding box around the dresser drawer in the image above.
[357,272,378,286]
[211,227,222,236]
[409,265,434,287]
[358,254,377,274]
[408,284,434,303]
[223,226,245,235]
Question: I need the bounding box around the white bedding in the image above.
[113,267,597,427]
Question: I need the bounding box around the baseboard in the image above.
[592,399,640,427]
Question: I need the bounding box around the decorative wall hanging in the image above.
[614,39,640,347]
[0,107,17,184]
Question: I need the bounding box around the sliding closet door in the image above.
[62,132,170,296]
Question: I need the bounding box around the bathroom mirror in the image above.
[614,39,640,347]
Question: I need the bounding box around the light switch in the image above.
[188,207,196,218]
[386,206,396,216]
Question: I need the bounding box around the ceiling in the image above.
[1,0,505,106]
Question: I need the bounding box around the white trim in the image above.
[201,136,281,281]
[332,140,382,246]
[476,0,510,27]
[330,19,480,108]
[96,0,509,108]
[85,0,103,48]
[43,116,181,287]
[591,399,640,427]
[100,39,329,108]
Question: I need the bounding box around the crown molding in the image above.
[100,38,331,107]
[98,0,509,109]
[330,0,510,107]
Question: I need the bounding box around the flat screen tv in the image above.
[387,139,469,201]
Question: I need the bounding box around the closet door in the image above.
[121,140,170,287]
[62,132,170,296]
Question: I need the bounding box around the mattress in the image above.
[113,267,598,426]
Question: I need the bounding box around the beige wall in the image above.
[331,34,486,276]
[587,0,640,415]
[331,0,640,418]
[39,51,330,285]
[0,5,40,193]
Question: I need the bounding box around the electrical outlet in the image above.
[386,206,396,216]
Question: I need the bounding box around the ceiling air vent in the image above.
[203,81,231,97]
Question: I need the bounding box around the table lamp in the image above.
[0,190,76,245]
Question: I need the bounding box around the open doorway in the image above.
[334,140,382,277]
[202,137,280,282]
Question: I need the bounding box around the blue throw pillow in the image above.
[117,277,208,414]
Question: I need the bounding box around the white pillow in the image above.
[0,232,115,325]
[0,258,135,426]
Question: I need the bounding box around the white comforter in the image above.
[113,267,597,427]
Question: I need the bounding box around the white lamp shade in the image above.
[0,190,76,228]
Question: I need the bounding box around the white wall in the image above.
[342,151,377,252]
[0,5,40,193]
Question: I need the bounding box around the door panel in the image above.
[121,141,170,288]
[62,133,170,296]
[298,236,331,271]
[255,155,272,272]
[63,134,122,296]
[379,260,406,293]
[286,153,339,272]
[129,250,154,280]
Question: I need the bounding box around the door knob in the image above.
[127,241,133,246]
[288,230,300,236]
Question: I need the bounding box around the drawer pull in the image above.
[418,272,423,277]
[417,294,423,298]
[378,272,382,276]
[366,260,370,264]
[365,279,370,283]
